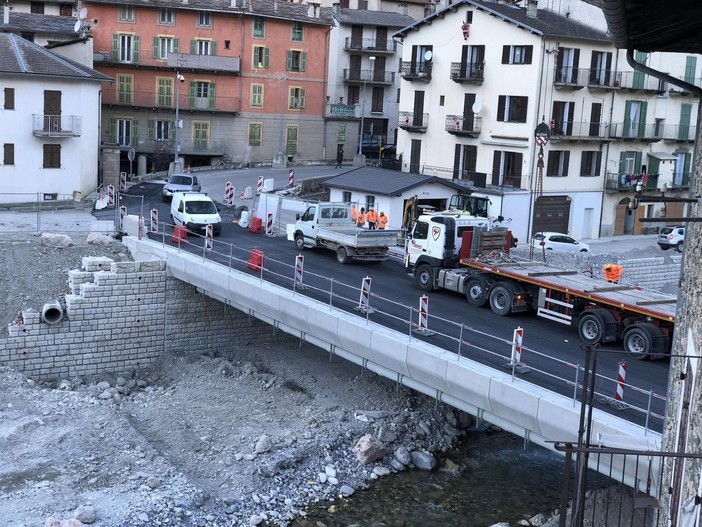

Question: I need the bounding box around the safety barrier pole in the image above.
[355,276,374,316]
[224,181,233,206]
[413,295,435,336]
[288,169,295,187]
[257,175,263,194]
[205,224,213,252]
[505,326,530,376]
[119,171,127,192]
[266,213,274,236]
[107,184,115,207]
[150,208,158,233]
[239,189,245,201]
[293,254,308,291]
[616,361,627,401]
[137,215,143,240]
[119,205,126,231]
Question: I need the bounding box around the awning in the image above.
[648,152,677,161]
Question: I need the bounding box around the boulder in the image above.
[86,233,114,245]
[40,233,73,247]
[254,434,272,454]
[410,450,437,471]
[353,434,387,465]
[394,446,411,466]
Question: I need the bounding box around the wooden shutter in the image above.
[112,34,119,61]
[572,48,580,71]
[492,151,501,185]
[147,120,154,139]
[524,45,533,64]
[453,144,461,179]
[190,40,197,54]
[623,100,632,136]
[208,84,216,110]
[264,48,270,68]
[153,36,159,58]
[108,118,116,143]
[173,38,179,52]
[638,101,648,138]
[566,101,575,134]
[497,96,505,122]
[132,36,140,63]
[299,88,306,108]
[131,121,139,147]
[301,52,307,72]
[286,50,292,71]
[501,45,510,64]
[189,81,196,109]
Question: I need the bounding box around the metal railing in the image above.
[342,68,395,84]
[31,115,82,137]
[94,50,241,73]
[608,123,665,141]
[398,111,429,131]
[400,61,432,81]
[549,121,609,140]
[450,61,485,82]
[343,37,396,53]
[101,90,239,113]
[605,172,660,191]
[445,114,482,135]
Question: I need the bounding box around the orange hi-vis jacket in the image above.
[366,209,378,224]
[350,206,357,222]
[356,211,366,226]
[377,214,388,229]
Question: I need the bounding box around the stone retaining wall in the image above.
[0,257,290,381]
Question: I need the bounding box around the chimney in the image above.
[273,0,278,10]
[3,6,8,24]
[332,2,340,13]
[231,0,237,7]
[398,2,407,15]
[526,0,537,17]
[307,1,320,18]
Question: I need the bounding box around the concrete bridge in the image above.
[123,234,663,493]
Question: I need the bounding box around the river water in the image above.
[291,431,567,527]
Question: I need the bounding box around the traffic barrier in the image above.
[413,295,435,336]
[288,169,295,187]
[224,181,234,206]
[249,216,262,234]
[616,361,627,401]
[119,171,127,192]
[205,224,213,251]
[504,326,530,374]
[107,184,115,207]
[171,225,187,243]
[150,208,158,232]
[119,205,127,231]
[247,249,264,271]
[137,215,143,240]
[257,175,263,194]
[266,213,274,236]
[355,276,374,314]
[240,189,245,201]
[294,254,304,288]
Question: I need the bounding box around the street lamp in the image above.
[174,72,184,165]
[357,56,375,158]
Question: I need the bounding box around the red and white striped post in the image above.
[418,295,429,331]
[119,171,127,192]
[293,254,304,289]
[512,326,524,365]
[288,169,295,187]
[266,212,274,236]
[224,181,233,206]
[357,276,372,313]
[239,189,245,201]
[615,361,627,401]
[205,224,213,251]
[119,205,127,230]
[107,184,115,207]
[150,208,158,232]
[257,175,264,194]
[137,215,143,240]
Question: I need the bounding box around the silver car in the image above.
[162,173,201,201]
[530,232,590,253]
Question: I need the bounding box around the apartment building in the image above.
[395,0,698,240]
[83,0,333,173]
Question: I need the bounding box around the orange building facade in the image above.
[84,0,333,171]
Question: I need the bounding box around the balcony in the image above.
[344,37,396,54]
[605,172,660,192]
[450,62,484,84]
[445,115,481,137]
[400,61,432,82]
[326,103,356,119]
[549,121,610,142]
[32,115,82,137]
[103,134,227,156]
[553,67,586,90]
[661,124,697,142]
[616,70,667,93]
[101,90,240,113]
[94,51,241,74]
[669,79,700,96]
[586,69,622,91]
[608,122,664,142]
[399,111,428,132]
[342,69,395,85]
[670,172,691,189]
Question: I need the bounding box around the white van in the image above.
[170,192,222,235]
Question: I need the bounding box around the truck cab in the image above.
[294,203,351,249]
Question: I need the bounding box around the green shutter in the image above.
[684,153,692,175]
[299,89,306,108]
[286,50,292,71]
[684,56,697,83]
[189,81,196,109]
[108,118,116,143]
[623,100,632,137]
[637,101,647,138]
[147,120,154,139]
[648,157,660,174]
[264,47,270,68]
[632,51,646,89]
[634,151,642,173]
[173,38,179,53]
[301,52,307,72]
[679,103,692,140]
[190,40,197,54]
[211,41,217,55]
[208,84,216,110]
[153,36,159,58]
[132,35,140,63]
[131,121,139,146]
[112,34,119,61]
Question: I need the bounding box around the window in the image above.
[43,144,61,168]
[287,50,307,72]
[154,36,177,60]
[148,120,171,141]
[338,123,346,141]
[551,101,575,135]
[547,151,570,177]
[342,191,351,203]
[288,87,306,109]
[113,34,140,63]
[157,77,173,107]
[286,125,298,154]
[623,100,648,138]
[491,151,523,186]
[192,81,215,110]
[248,123,262,146]
[371,87,384,113]
[253,46,270,69]
[4,87,15,110]
[365,195,375,211]
[224,40,231,49]
[251,84,263,107]
[119,5,135,22]
[291,21,304,42]
[413,220,429,240]
[30,2,44,14]
[193,121,210,150]
[348,86,360,105]
[580,151,601,177]
[501,45,533,65]
[439,95,445,107]
[117,74,133,104]
[589,51,612,85]
[192,40,214,56]
[253,16,265,38]
[497,95,528,123]
[158,8,175,25]
[197,11,212,28]
[117,119,133,146]
[3,143,14,165]
[60,4,72,16]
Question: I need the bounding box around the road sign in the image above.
[127,147,136,161]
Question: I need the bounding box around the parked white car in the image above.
[531,232,590,253]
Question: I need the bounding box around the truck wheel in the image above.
[489,283,513,316]
[294,234,306,250]
[578,312,605,344]
[466,276,489,307]
[623,326,653,359]
[336,246,350,264]
[415,264,434,292]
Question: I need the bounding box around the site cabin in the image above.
[292,203,400,264]
[405,214,677,359]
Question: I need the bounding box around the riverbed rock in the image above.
[254,434,272,454]
[410,450,437,470]
[353,434,387,465]
[73,505,96,524]
[394,446,411,466]
[41,233,73,247]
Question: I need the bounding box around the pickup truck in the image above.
[291,203,400,264]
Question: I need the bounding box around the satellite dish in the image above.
[472,100,482,114]
[423,50,433,61]
[74,20,81,33]
[79,7,87,20]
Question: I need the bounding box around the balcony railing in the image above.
[605,172,660,191]
[32,115,82,137]
[94,51,241,74]
[400,61,432,82]
[553,66,587,88]
[103,134,227,156]
[326,103,356,118]
[617,70,668,92]
[445,114,481,136]
[344,37,396,54]
[549,121,610,141]
[608,122,665,141]
[671,172,691,189]
[399,111,428,132]
[450,62,484,84]
[661,124,697,142]
[342,68,395,84]
[101,90,240,113]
